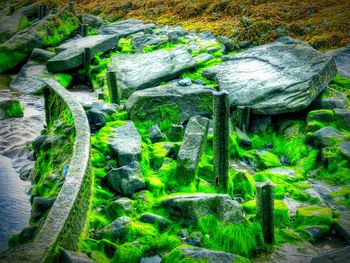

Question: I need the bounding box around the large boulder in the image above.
[0,10,28,43]
[325,45,350,78]
[10,60,48,94]
[97,19,155,37]
[0,9,79,73]
[47,35,118,72]
[162,193,244,225]
[202,37,337,114]
[162,246,242,263]
[108,121,142,166]
[107,161,145,196]
[125,79,213,123]
[108,48,196,98]
[312,87,348,110]
[313,127,344,148]
[176,115,209,185]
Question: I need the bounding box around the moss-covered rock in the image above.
[256,150,282,168]
[0,99,23,119]
[295,206,334,227]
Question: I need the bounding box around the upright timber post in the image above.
[83,47,91,83]
[9,3,16,15]
[80,24,88,37]
[235,106,250,132]
[213,90,230,193]
[38,4,44,19]
[256,180,275,244]
[107,71,120,104]
[69,1,76,14]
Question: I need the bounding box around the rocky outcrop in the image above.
[125,79,213,123]
[325,45,350,78]
[108,48,196,98]
[47,35,118,72]
[203,37,337,114]
[176,115,209,185]
[162,193,244,225]
[97,19,155,37]
[108,121,142,167]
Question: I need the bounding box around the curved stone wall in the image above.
[0,79,91,263]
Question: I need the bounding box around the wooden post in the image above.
[213,90,230,193]
[80,24,88,37]
[235,106,250,132]
[107,71,120,104]
[37,4,44,19]
[83,47,91,83]
[9,4,16,15]
[69,1,76,14]
[256,180,274,244]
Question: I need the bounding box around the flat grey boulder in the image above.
[10,60,48,94]
[108,48,196,98]
[107,161,145,196]
[94,216,131,241]
[313,126,344,148]
[30,48,55,62]
[97,19,155,37]
[162,193,244,225]
[47,35,118,72]
[132,34,167,53]
[203,37,337,114]
[311,246,350,263]
[108,121,142,166]
[125,80,213,123]
[325,45,350,78]
[176,115,209,185]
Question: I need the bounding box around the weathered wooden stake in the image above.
[80,23,88,37]
[213,90,230,193]
[69,1,76,14]
[256,180,275,244]
[83,47,91,82]
[107,71,120,104]
[9,4,16,15]
[235,106,250,132]
[37,4,44,19]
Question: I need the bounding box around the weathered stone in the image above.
[307,109,335,123]
[256,150,282,168]
[0,10,28,43]
[176,115,209,185]
[132,34,166,52]
[313,126,344,148]
[31,197,55,221]
[108,161,145,196]
[312,87,348,110]
[203,37,337,114]
[148,124,166,143]
[94,216,131,241]
[164,246,239,263]
[0,99,23,120]
[105,197,133,219]
[311,246,350,263]
[235,127,252,149]
[60,249,95,263]
[86,108,107,132]
[108,121,142,166]
[217,36,236,52]
[162,193,244,225]
[10,60,47,94]
[325,45,350,78]
[140,213,169,231]
[194,53,214,66]
[334,109,350,130]
[97,19,155,37]
[82,14,105,27]
[47,35,118,72]
[126,80,213,123]
[241,16,253,27]
[108,48,196,98]
[30,48,55,62]
[339,141,350,162]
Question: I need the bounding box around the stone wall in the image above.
[0,79,91,263]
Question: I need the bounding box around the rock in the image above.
[108,48,195,98]
[241,16,253,27]
[82,14,105,27]
[339,141,350,161]
[256,150,282,168]
[325,45,350,78]
[217,36,236,52]
[176,115,209,185]
[31,197,55,221]
[10,60,47,94]
[313,126,344,147]
[47,35,118,72]
[0,99,23,120]
[334,109,350,130]
[267,168,297,179]
[307,109,335,123]
[311,246,350,263]
[105,197,133,218]
[202,37,337,114]
[107,161,145,196]
[141,255,162,263]
[177,78,192,87]
[132,34,166,52]
[30,48,55,62]
[0,10,28,43]
[8,226,38,248]
[163,246,240,263]
[0,9,79,73]
[162,193,244,225]
[125,80,213,123]
[235,127,252,149]
[148,125,166,143]
[312,87,348,110]
[188,232,203,246]
[60,249,95,263]
[299,225,328,240]
[139,213,169,231]
[94,216,131,241]
[170,124,184,142]
[86,108,107,132]
[194,53,214,66]
[108,121,142,166]
[97,19,155,37]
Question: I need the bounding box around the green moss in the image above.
[146,176,166,197]
[256,151,282,168]
[118,38,134,53]
[275,228,302,244]
[231,171,255,200]
[0,50,27,73]
[143,41,179,53]
[331,74,350,90]
[0,99,23,118]
[91,149,107,168]
[294,206,334,227]
[296,225,329,241]
[16,15,29,32]
[43,73,72,88]
[301,149,319,174]
[315,160,350,185]
[111,243,142,263]
[330,186,350,209]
